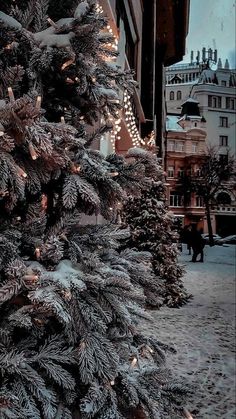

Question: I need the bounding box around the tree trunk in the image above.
[205,201,214,246]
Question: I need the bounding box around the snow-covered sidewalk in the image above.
[140,245,236,418]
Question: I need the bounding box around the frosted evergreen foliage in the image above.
[0,1,188,418]
[122,155,191,308]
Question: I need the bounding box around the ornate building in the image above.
[165,53,236,158]
[165,53,236,235]
[165,99,207,229]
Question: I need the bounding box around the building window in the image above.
[196,196,204,207]
[178,168,185,178]
[116,1,138,75]
[214,96,222,108]
[170,193,183,207]
[175,141,184,152]
[226,97,235,110]
[170,91,175,100]
[221,80,227,86]
[208,95,221,108]
[219,154,229,164]
[217,192,231,205]
[168,166,174,177]
[177,90,182,100]
[168,140,175,151]
[192,142,198,153]
[219,135,228,146]
[219,116,228,127]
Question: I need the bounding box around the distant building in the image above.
[165,55,236,235]
[165,99,207,230]
[165,52,236,158]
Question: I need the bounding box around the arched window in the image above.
[177,90,182,100]
[170,91,174,100]
[216,192,231,205]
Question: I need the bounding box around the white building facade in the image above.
[165,60,236,158]
[165,59,236,236]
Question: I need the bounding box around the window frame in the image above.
[192,142,198,153]
[177,90,182,100]
[169,193,183,207]
[170,91,175,100]
[219,116,228,127]
[168,140,175,152]
[167,166,174,178]
[209,95,222,108]
[226,97,235,110]
[178,168,185,178]
[219,154,229,164]
[219,135,228,147]
[175,141,184,152]
[196,196,204,207]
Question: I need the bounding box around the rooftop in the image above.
[182,97,199,104]
[166,115,184,131]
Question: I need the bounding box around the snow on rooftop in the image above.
[182,97,199,104]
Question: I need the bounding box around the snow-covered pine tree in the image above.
[122,150,191,308]
[0,1,188,418]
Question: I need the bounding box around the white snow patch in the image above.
[0,12,22,29]
[74,1,89,20]
[139,245,236,417]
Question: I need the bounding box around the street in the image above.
[140,245,236,418]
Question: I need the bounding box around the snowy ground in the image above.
[139,245,236,419]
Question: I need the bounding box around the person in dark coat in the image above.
[180,225,192,255]
[189,224,205,262]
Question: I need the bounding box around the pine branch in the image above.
[0,279,21,305]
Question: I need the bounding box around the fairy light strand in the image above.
[123,91,141,148]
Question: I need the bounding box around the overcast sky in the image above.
[182,0,236,68]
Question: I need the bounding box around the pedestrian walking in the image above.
[189,224,205,262]
[180,225,192,255]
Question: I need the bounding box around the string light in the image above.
[41,194,48,210]
[47,17,58,29]
[130,357,138,368]
[29,143,37,160]
[35,95,41,111]
[34,318,44,326]
[4,42,14,50]
[35,248,41,259]
[22,274,38,282]
[96,3,141,151]
[16,165,27,178]
[66,77,74,84]
[183,409,194,419]
[7,87,15,102]
[123,90,141,148]
[71,164,81,173]
[146,345,154,354]
[62,290,72,301]
[61,58,75,70]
